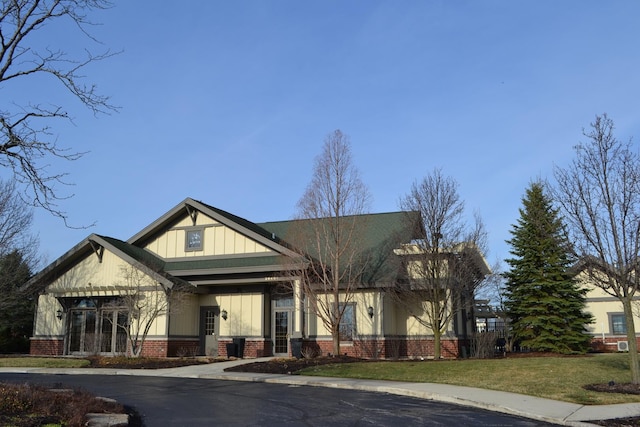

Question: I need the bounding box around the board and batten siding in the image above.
[143,214,272,258]
[190,293,265,337]
[35,249,170,337]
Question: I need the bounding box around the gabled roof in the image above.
[127,197,298,257]
[24,234,188,291]
[25,198,422,292]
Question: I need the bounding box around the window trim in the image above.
[185,227,204,252]
[610,312,627,335]
[338,302,356,342]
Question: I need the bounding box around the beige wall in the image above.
[34,294,65,336]
[177,293,265,337]
[143,214,272,259]
[36,249,170,337]
[306,291,381,337]
[583,282,640,338]
[48,250,131,295]
[383,297,454,336]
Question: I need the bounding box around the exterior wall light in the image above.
[221,309,228,321]
[367,306,374,319]
[56,309,64,320]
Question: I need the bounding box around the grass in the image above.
[298,353,640,405]
[0,357,89,368]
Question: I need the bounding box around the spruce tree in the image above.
[504,182,592,354]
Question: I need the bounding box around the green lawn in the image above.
[299,354,640,405]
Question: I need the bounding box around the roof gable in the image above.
[24,234,186,291]
[127,198,297,258]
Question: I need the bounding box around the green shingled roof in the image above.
[258,211,419,253]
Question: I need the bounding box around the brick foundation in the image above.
[303,337,462,359]
[219,338,272,358]
[167,339,200,357]
[30,337,64,356]
[590,337,640,353]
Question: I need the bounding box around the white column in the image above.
[292,278,303,338]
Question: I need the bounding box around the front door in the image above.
[69,309,97,354]
[273,309,292,356]
[99,309,128,355]
[199,306,219,356]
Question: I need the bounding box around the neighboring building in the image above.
[582,279,640,352]
[25,198,490,359]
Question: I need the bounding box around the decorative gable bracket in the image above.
[186,204,198,226]
[89,240,105,263]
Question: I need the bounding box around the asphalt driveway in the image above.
[0,373,557,426]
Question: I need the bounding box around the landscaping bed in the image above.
[224,355,361,374]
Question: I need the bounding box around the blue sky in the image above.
[8,1,640,269]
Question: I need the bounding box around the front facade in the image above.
[27,198,489,359]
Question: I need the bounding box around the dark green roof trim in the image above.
[165,255,285,272]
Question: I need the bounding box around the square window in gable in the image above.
[185,228,204,251]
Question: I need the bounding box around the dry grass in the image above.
[0,357,89,368]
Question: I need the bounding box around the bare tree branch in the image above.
[553,113,640,382]
[389,169,489,359]
[289,130,372,355]
[0,0,117,224]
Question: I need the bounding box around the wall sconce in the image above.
[221,309,228,321]
[367,306,374,319]
[56,309,64,320]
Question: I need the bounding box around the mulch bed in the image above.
[224,355,362,374]
[87,356,212,369]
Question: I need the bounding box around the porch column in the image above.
[292,278,303,338]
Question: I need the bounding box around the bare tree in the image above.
[553,114,640,382]
[0,178,39,351]
[0,0,117,222]
[390,169,489,359]
[0,178,38,260]
[110,265,190,357]
[291,129,372,356]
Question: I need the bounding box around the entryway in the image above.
[199,306,220,356]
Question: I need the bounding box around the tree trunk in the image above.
[621,297,640,384]
[332,330,341,356]
[433,328,442,359]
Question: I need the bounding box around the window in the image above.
[611,314,627,335]
[185,228,203,251]
[338,303,355,341]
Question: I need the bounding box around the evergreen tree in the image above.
[0,251,34,353]
[504,182,592,354]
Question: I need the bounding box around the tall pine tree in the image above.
[504,182,592,354]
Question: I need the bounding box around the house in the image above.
[26,198,490,359]
[581,276,640,352]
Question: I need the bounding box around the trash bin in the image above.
[233,337,245,358]
[291,338,302,359]
[226,343,237,358]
